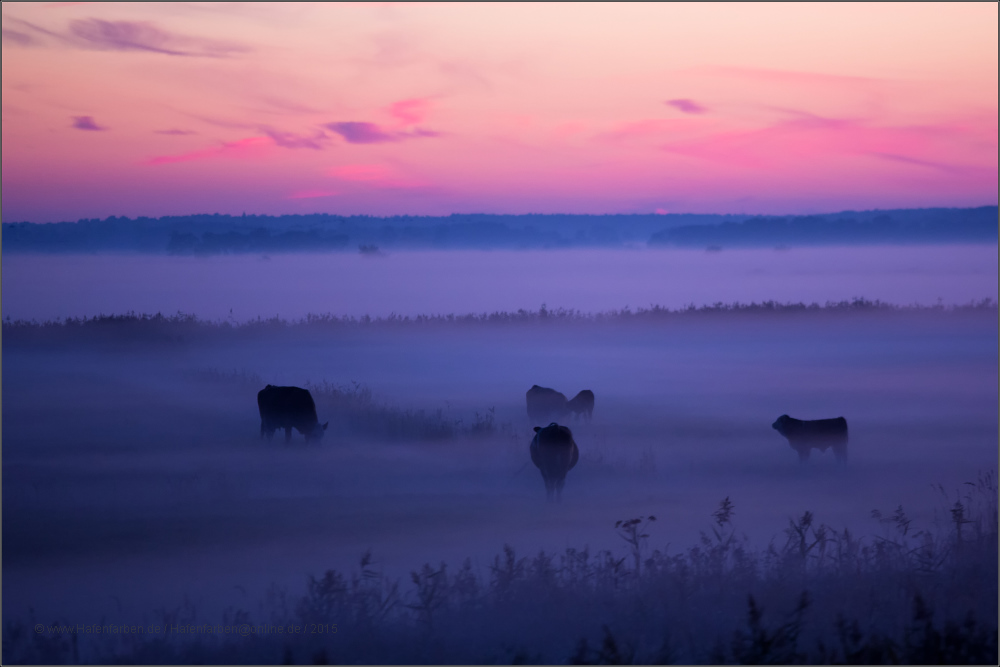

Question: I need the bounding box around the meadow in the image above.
[3,300,996,663]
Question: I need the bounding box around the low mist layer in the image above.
[3,305,996,662]
[3,245,997,322]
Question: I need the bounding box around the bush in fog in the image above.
[5,474,995,664]
[308,379,469,441]
[308,378,515,442]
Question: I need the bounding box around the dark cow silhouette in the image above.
[526,385,569,424]
[566,390,595,422]
[258,385,328,443]
[772,414,848,463]
[530,422,579,501]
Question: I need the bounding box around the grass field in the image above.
[3,302,997,663]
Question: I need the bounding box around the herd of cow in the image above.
[257,383,849,500]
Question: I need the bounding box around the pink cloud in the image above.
[387,98,431,125]
[145,136,272,165]
[666,99,707,114]
[325,121,440,144]
[69,18,249,57]
[72,115,107,131]
[259,127,327,149]
[287,189,337,199]
[661,112,996,174]
[324,122,395,144]
[7,16,250,57]
[870,152,993,176]
[158,116,328,147]
[69,19,192,56]
[3,17,69,44]
[2,28,37,46]
[661,120,843,168]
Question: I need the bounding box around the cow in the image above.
[566,390,595,422]
[772,414,848,463]
[258,385,328,443]
[530,423,579,501]
[526,385,569,424]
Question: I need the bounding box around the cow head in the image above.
[772,415,790,434]
[306,421,329,442]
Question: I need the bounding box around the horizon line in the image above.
[5,203,998,225]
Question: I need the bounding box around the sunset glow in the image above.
[2,2,997,221]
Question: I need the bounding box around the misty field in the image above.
[2,302,997,664]
[3,245,997,322]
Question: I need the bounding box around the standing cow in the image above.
[772,414,848,463]
[566,390,595,422]
[258,385,328,443]
[526,385,569,424]
[530,423,580,501]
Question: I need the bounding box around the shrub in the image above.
[5,477,995,664]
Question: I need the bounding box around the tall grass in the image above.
[196,368,513,442]
[5,473,995,664]
[3,298,996,347]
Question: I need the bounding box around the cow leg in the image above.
[796,446,810,463]
[285,427,292,443]
[834,443,848,464]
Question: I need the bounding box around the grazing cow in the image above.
[526,385,569,424]
[530,423,579,501]
[566,390,595,422]
[258,385,328,443]
[772,414,848,463]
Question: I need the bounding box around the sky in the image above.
[2,2,997,222]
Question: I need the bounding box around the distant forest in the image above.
[2,207,996,254]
